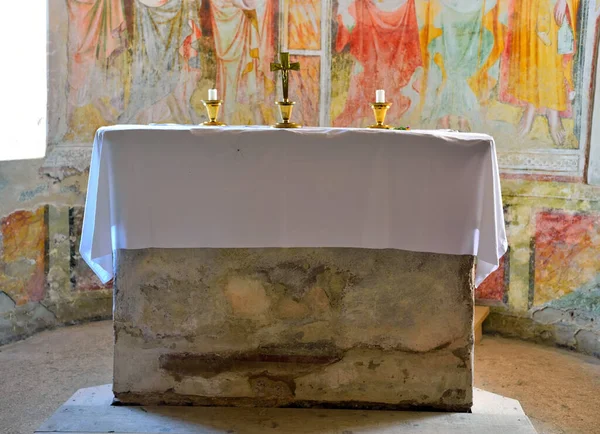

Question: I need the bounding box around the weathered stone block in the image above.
[113,248,475,411]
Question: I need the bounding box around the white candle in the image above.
[208,88,218,100]
[376,89,385,103]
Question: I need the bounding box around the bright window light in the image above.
[0,4,47,161]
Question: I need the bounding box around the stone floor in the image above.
[0,321,599,434]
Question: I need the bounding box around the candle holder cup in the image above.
[274,100,301,128]
[201,100,226,126]
[368,102,392,129]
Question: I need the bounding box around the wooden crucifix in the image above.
[270,52,300,102]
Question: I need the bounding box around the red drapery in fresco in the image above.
[334,0,422,127]
[66,0,126,108]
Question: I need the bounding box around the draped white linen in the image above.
[80,125,507,286]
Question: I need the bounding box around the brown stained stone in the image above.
[267,262,313,301]
[113,248,475,411]
[315,268,351,308]
[249,375,296,400]
[159,346,344,380]
[223,277,271,318]
[113,392,472,412]
[303,286,331,315]
[276,297,309,320]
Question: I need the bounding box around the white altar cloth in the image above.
[80,125,507,286]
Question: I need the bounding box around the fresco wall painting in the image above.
[0,208,48,305]
[475,254,508,303]
[534,210,600,306]
[50,0,600,319]
[57,0,599,180]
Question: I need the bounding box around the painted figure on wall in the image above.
[502,0,579,146]
[62,0,591,151]
[333,0,422,127]
[210,0,275,124]
[421,0,505,131]
[122,0,203,124]
[66,0,127,130]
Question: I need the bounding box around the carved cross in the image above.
[270,52,300,101]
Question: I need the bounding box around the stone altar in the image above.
[113,248,475,411]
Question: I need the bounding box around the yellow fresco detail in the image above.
[57,0,590,151]
[505,0,578,112]
[486,100,578,150]
[329,53,354,124]
[64,104,113,143]
[243,9,260,32]
[432,52,446,92]
[288,0,321,50]
[290,56,321,126]
[467,4,507,105]
[0,209,47,305]
[418,0,442,114]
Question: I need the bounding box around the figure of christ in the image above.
[121,0,203,124]
[334,0,422,127]
[422,0,502,131]
[209,0,275,125]
[503,0,579,146]
[66,0,127,127]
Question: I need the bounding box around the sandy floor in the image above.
[0,321,598,434]
[475,336,600,434]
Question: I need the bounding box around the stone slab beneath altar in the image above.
[113,248,475,411]
[36,384,537,433]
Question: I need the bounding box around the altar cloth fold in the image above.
[80,125,507,287]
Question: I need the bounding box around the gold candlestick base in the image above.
[201,100,226,126]
[273,100,301,128]
[368,102,392,129]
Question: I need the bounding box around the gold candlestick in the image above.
[271,52,302,128]
[274,101,300,128]
[201,100,226,126]
[368,102,392,129]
